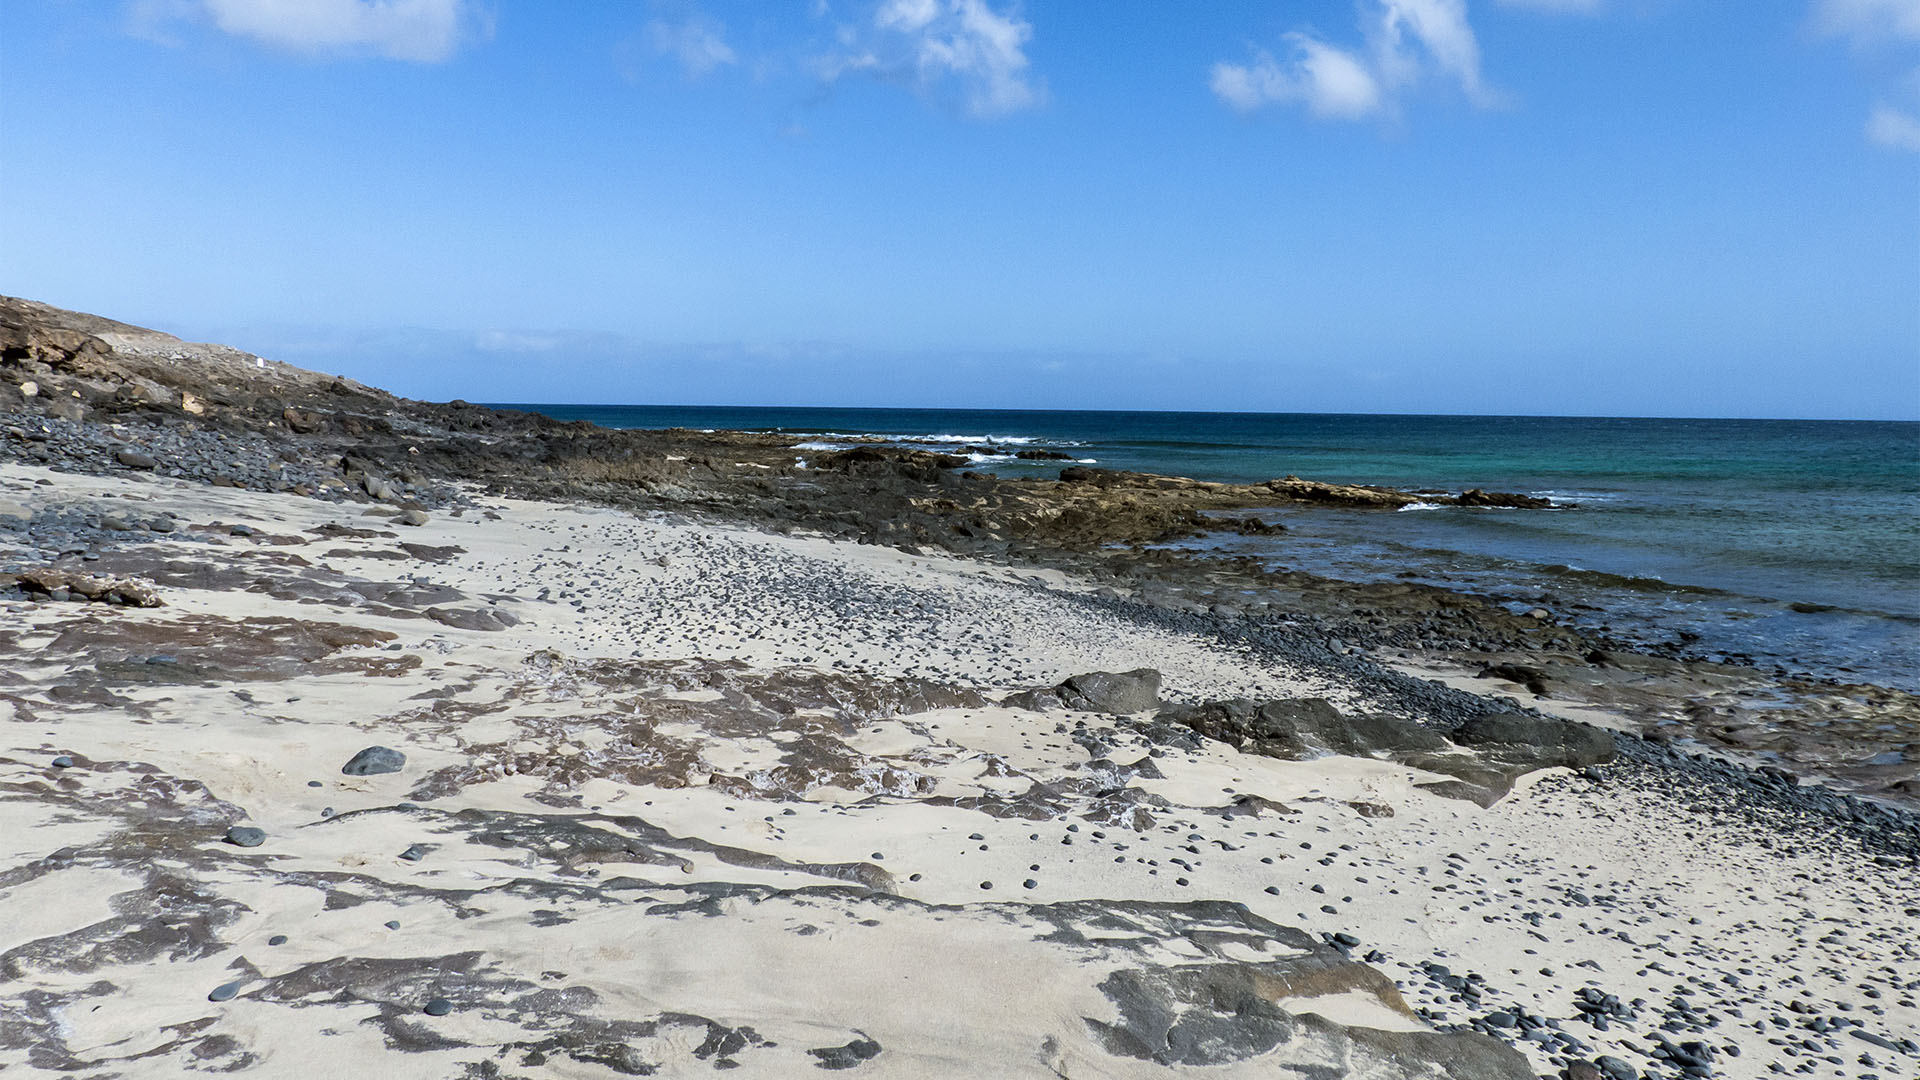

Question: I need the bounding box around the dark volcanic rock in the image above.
[807,1035,882,1070]
[1158,697,1446,760]
[1477,662,1550,696]
[1457,488,1552,509]
[342,745,407,776]
[1007,669,1162,715]
[1453,711,1616,770]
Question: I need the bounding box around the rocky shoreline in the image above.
[3,295,1917,1079]
[4,294,1915,809]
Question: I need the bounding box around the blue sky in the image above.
[2,1,1916,418]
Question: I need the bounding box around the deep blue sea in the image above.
[497,405,1920,691]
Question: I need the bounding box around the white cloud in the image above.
[1375,0,1493,106]
[827,0,1044,118]
[1211,0,1496,122]
[1867,102,1920,147]
[1815,0,1920,44]
[1209,36,1385,120]
[197,0,484,62]
[1814,1,1920,148]
[648,16,736,77]
[1492,0,1602,12]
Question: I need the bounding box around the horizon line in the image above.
[476,401,1920,426]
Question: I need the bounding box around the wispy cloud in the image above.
[1210,0,1494,122]
[1815,0,1920,44]
[1210,37,1385,120]
[1814,0,1920,150]
[165,0,488,62]
[1867,102,1920,147]
[824,0,1044,118]
[648,14,736,77]
[1492,0,1603,12]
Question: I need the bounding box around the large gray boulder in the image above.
[1006,669,1162,715]
[1453,711,1616,770]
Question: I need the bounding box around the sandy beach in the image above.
[4,455,1915,1079]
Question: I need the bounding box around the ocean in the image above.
[497,405,1920,692]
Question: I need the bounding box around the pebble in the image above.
[224,826,267,848]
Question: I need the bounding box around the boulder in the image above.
[1160,697,1446,760]
[281,407,325,434]
[342,745,407,776]
[1452,711,1616,770]
[1476,662,1550,696]
[1056,669,1162,714]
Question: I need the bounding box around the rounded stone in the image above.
[224,826,267,848]
[207,981,243,1002]
[50,755,74,769]
[341,745,406,776]
[267,934,289,946]
[423,998,453,1016]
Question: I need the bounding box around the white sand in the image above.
[1,462,1914,1079]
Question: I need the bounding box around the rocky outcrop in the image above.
[1157,696,1447,759]
[1157,696,1616,807]
[1458,488,1553,509]
[1005,669,1163,714]
[6,566,162,607]
[1452,711,1617,771]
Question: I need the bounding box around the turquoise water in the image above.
[499,406,1920,690]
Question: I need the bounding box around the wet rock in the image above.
[1457,488,1552,509]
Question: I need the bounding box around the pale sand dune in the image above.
[1,462,1915,1079]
